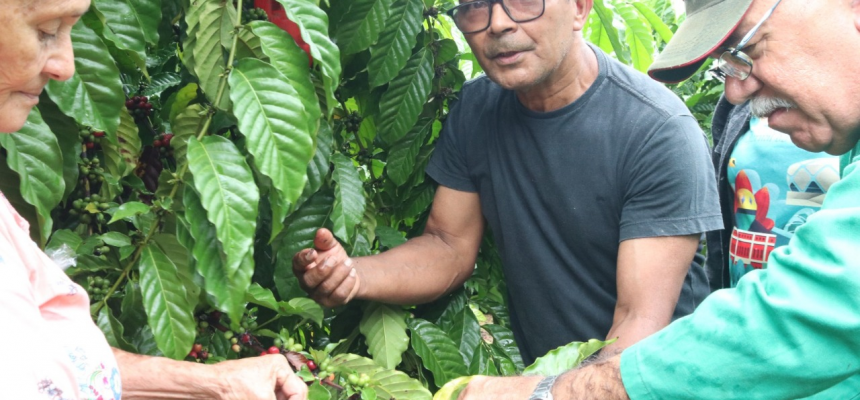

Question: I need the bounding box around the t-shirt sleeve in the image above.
[620,160,860,399]
[425,95,478,192]
[618,114,723,241]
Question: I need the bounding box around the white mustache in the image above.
[749,97,797,118]
[485,39,533,58]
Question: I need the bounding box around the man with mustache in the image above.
[293,0,722,369]
[705,95,840,291]
[458,0,860,398]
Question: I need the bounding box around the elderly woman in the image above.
[0,0,307,399]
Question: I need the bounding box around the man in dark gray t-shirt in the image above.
[424,44,722,363]
[292,0,722,370]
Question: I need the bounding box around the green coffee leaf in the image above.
[378,48,434,144]
[277,0,342,116]
[522,338,614,376]
[331,154,365,243]
[1,108,65,245]
[360,302,409,369]
[407,318,468,387]
[368,0,424,88]
[229,58,316,216]
[138,242,196,360]
[334,0,393,55]
[186,136,259,279]
[108,201,151,223]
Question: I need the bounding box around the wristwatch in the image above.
[528,375,559,400]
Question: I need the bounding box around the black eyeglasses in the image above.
[445,0,546,34]
[709,0,782,82]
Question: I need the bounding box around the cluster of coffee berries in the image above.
[70,194,110,227]
[87,275,112,302]
[153,133,175,159]
[224,330,254,354]
[188,343,210,362]
[272,337,304,354]
[79,127,105,150]
[126,95,153,122]
[78,157,105,184]
[347,373,371,388]
[242,7,268,23]
[343,111,362,133]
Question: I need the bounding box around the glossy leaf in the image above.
[143,72,182,96]
[407,318,468,387]
[277,0,342,116]
[46,20,122,134]
[433,376,474,400]
[331,153,366,243]
[616,2,654,72]
[192,1,232,109]
[378,48,434,144]
[367,0,423,87]
[103,108,141,180]
[387,117,432,186]
[522,338,614,376]
[152,233,200,311]
[372,368,432,400]
[235,25,266,60]
[375,226,407,249]
[280,297,324,327]
[108,201,151,223]
[245,283,280,311]
[183,185,253,324]
[248,21,320,124]
[229,58,315,216]
[97,307,137,352]
[186,136,259,279]
[45,229,84,255]
[120,282,147,338]
[296,119,333,209]
[589,0,628,65]
[37,95,80,201]
[90,0,153,67]
[334,0,393,55]
[360,302,409,369]
[632,2,674,44]
[483,324,525,372]
[1,108,64,245]
[439,302,481,366]
[170,104,206,174]
[468,343,497,376]
[138,242,196,360]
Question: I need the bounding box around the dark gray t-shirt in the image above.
[425,46,723,364]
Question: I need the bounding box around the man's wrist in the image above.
[528,374,560,400]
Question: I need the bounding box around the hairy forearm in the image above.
[355,232,476,304]
[113,348,222,399]
[554,354,629,400]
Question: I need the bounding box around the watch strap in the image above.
[528,374,559,400]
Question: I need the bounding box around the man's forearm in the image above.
[602,313,670,354]
[113,348,224,399]
[553,354,629,400]
[355,232,477,304]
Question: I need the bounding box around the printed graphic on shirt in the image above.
[37,378,73,400]
[727,118,840,286]
[67,346,122,400]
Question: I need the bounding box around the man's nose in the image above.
[487,2,517,34]
[724,74,763,105]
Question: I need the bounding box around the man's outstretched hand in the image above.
[292,228,361,308]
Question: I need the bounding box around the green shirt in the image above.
[620,139,860,399]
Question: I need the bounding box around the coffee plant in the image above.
[2,0,714,398]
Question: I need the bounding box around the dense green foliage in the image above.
[2,0,721,398]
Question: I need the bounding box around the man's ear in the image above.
[853,0,860,32]
[573,0,594,30]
